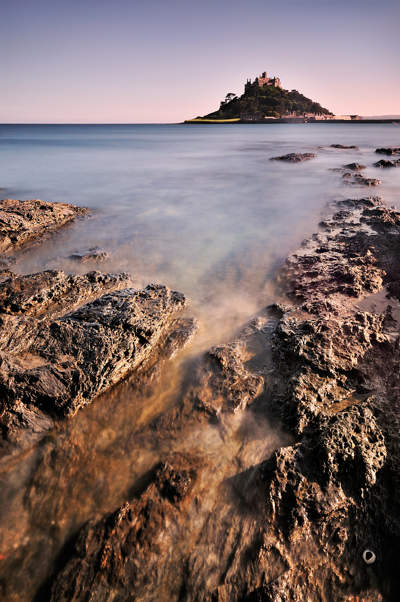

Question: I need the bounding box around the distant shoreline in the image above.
[184,118,400,125]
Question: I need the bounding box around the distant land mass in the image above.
[191,70,334,122]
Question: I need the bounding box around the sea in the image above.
[1,123,400,342]
[0,122,400,599]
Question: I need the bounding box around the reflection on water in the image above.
[0,124,400,599]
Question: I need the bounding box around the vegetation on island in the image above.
[198,84,332,121]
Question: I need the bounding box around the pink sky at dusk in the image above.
[1,0,399,123]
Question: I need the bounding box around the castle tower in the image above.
[258,71,270,87]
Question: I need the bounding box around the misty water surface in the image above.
[2,123,400,339]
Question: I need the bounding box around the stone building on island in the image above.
[245,71,281,93]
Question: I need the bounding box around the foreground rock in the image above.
[0,269,194,450]
[50,196,400,601]
[0,199,88,254]
[270,152,316,162]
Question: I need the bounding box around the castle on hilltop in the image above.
[245,71,281,93]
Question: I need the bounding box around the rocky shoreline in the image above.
[0,200,195,455]
[1,161,400,601]
[45,194,400,602]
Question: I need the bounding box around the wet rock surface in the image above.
[374,158,400,168]
[343,162,366,171]
[343,173,381,187]
[376,147,400,156]
[0,199,195,457]
[68,247,110,263]
[48,196,400,601]
[270,152,316,162]
[330,144,359,150]
[0,273,192,452]
[0,198,88,255]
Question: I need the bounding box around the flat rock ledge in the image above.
[330,144,359,150]
[0,198,88,255]
[0,269,194,451]
[270,152,316,162]
[50,196,400,601]
[343,173,381,187]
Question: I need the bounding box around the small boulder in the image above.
[343,162,366,171]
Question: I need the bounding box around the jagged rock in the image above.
[343,162,366,171]
[190,342,264,418]
[330,144,359,149]
[50,453,203,602]
[374,159,400,168]
[0,272,192,448]
[375,147,400,155]
[0,269,128,317]
[0,198,88,254]
[270,152,316,162]
[344,174,381,187]
[68,247,109,263]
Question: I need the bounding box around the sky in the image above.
[1,0,399,123]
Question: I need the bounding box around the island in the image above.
[185,70,396,123]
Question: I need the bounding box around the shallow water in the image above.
[2,123,400,343]
[0,123,400,599]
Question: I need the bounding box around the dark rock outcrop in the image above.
[270,152,316,162]
[68,247,109,263]
[374,159,400,168]
[0,269,194,450]
[343,162,366,171]
[343,173,381,187]
[375,147,400,156]
[0,198,88,254]
[50,453,204,602]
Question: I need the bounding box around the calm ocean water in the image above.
[1,123,400,335]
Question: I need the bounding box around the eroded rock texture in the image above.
[343,173,381,187]
[0,198,88,254]
[50,196,400,601]
[270,152,316,163]
[0,269,193,450]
